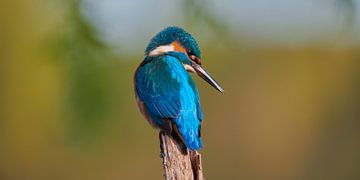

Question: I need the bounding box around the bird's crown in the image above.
[145,26,201,59]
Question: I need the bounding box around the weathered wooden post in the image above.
[160,132,204,180]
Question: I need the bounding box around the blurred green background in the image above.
[1,0,360,179]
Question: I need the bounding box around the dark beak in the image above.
[191,62,224,94]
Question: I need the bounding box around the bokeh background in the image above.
[1,0,360,179]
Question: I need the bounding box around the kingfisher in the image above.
[134,26,223,152]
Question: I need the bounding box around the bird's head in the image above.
[145,26,224,93]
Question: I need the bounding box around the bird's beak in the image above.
[191,61,224,94]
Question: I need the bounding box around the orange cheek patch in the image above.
[172,41,187,54]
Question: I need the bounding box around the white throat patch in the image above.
[149,44,174,56]
[183,64,195,73]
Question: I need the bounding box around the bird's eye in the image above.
[187,49,200,64]
[187,50,194,56]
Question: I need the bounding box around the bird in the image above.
[134,26,223,152]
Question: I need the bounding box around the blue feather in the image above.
[135,55,203,150]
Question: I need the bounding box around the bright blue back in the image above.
[135,55,203,150]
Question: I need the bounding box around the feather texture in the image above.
[135,55,203,150]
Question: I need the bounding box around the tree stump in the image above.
[159,132,204,180]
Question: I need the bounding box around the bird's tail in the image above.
[160,119,202,153]
[170,123,188,154]
[159,119,188,154]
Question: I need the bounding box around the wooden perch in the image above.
[160,132,204,180]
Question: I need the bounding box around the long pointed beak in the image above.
[192,62,224,93]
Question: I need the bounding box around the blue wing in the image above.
[135,56,182,120]
[135,55,203,150]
